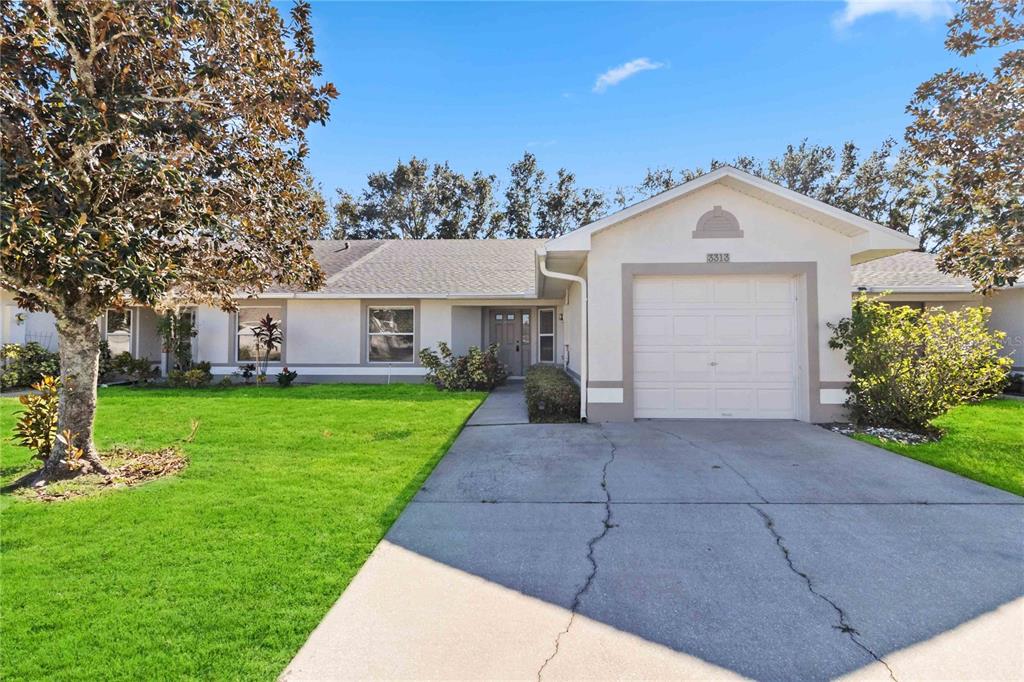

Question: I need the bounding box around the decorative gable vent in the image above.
[692,205,743,239]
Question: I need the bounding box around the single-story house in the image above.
[3,167,1021,421]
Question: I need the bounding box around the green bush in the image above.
[524,364,580,423]
[419,342,507,391]
[13,375,60,463]
[111,352,158,385]
[828,294,1011,431]
[168,362,212,388]
[1,342,60,389]
[276,367,298,387]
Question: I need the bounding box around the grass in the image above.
[853,398,1024,497]
[0,384,485,681]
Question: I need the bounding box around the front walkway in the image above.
[465,380,529,426]
[282,399,1023,681]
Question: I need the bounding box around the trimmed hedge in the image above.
[524,364,579,423]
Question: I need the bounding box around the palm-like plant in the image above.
[250,314,283,384]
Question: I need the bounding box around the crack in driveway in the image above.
[749,503,899,682]
[648,425,770,503]
[536,428,618,681]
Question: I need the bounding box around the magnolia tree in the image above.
[906,0,1023,291]
[0,0,336,482]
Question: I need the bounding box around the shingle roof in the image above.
[270,239,546,298]
[851,251,973,291]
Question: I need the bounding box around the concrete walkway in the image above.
[465,380,529,426]
[282,418,1023,682]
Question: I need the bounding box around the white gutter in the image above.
[538,251,588,421]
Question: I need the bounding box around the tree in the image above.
[499,151,547,239]
[335,159,500,240]
[536,169,607,238]
[1,0,336,482]
[906,0,1024,291]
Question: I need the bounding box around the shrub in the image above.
[235,363,257,384]
[168,364,213,388]
[1,342,60,389]
[98,340,113,382]
[524,364,580,423]
[419,343,507,391]
[828,294,1011,431]
[111,352,158,385]
[13,375,60,463]
[277,367,298,387]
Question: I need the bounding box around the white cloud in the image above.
[833,0,953,29]
[592,58,665,94]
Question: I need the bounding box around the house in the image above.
[4,167,1020,421]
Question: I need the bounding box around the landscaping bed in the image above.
[0,384,484,680]
[524,364,579,423]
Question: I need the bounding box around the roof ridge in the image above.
[325,241,390,284]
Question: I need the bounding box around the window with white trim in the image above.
[538,308,555,363]
[236,306,283,362]
[368,307,415,363]
[105,309,132,356]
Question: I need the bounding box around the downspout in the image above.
[538,252,588,421]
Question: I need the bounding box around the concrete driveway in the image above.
[283,389,1024,681]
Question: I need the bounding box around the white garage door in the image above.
[633,275,801,419]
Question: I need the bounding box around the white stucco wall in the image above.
[195,305,230,364]
[563,278,583,377]
[988,289,1024,369]
[286,299,361,364]
[1,289,58,350]
[585,183,854,394]
[450,306,482,355]
[419,300,453,354]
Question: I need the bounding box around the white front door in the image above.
[632,274,801,419]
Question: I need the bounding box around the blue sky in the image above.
[300,1,985,198]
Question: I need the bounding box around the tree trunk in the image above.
[38,314,109,482]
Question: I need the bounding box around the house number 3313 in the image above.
[706,253,730,263]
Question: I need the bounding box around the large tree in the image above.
[906,0,1023,291]
[333,151,607,239]
[1,0,336,482]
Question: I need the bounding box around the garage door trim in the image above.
[619,262,824,422]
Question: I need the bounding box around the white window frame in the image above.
[236,304,284,364]
[538,308,556,363]
[105,308,133,356]
[367,306,416,364]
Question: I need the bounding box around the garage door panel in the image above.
[755,314,794,344]
[634,350,673,382]
[714,315,756,345]
[633,274,800,420]
[673,315,711,344]
[674,351,714,381]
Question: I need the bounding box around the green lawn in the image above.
[0,384,484,681]
[854,398,1024,497]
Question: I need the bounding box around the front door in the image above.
[489,309,531,376]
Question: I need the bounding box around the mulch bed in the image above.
[824,422,939,445]
[24,447,188,502]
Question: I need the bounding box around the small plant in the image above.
[111,352,158,385]
[218,376,234,387]
[98,340,113,382]
[235,363,257,384]
[13,376,60,463]
[168,367,213,388]
[524,365,579,423]
[1,342,60,389]
[828,294,1011,431]
[157,309,197,370]
[250,314,283,384]
[277,367,298,387]
[419,342,506,391]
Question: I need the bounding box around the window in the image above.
[105,309,132,356]
[368,307,415,363]
[539,308,555,363]
[236,306,283,362]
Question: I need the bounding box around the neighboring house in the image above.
[4,167,1019,420]
[851,251,1023,371]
